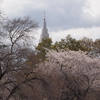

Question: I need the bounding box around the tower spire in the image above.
[44,11,45,21]
[43,11,46,28]
[39,12,49,42]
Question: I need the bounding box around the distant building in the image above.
[39,12,49,43]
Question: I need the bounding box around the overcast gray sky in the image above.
[1,0,100,45]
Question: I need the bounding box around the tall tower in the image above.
[39,12,49,42]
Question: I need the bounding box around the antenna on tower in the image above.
[44,11,45,21]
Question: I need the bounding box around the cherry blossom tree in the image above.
[35,49,100,100]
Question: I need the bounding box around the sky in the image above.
[1,0,100,45]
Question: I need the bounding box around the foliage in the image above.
[0,8,100,100]
[51,35,100,58]
[79,37,93,52]
[36,35,100,62]
[0,17,39,100]
[92,38,100,57]
[35,49,100,100]
[36,38,52,60]
[52,35,88,52]
[25,50,41,68]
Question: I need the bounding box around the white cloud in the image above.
[33,27,100,46]
[50,27,100,43]
[84,0,100,17]
[1,0,100,45]
[2,0,100,29]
